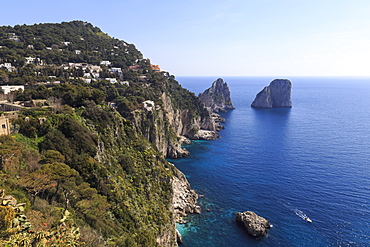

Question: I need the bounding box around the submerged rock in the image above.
[251,79,292,108]
[199,78,235,112]
[236,211,271,237]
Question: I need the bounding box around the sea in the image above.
[168,76,370,247]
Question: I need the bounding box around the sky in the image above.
[2,0,370,77]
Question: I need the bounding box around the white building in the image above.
[100,61,111,66]
[83,79,92,84]
[0,63,13,72]
[89,65,102,72]
[110,68,122,74]
[1,85,24,94]
[26,57,36,64]
[105,78,117,84]
[143,100,155,111]
[25,57,43,65]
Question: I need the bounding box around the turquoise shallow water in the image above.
[169,76,370,247]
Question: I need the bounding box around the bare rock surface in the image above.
[172,167,200,223]
[236,211,271,237]
[199,78,235,112]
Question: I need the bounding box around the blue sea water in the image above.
[170,76,370,247]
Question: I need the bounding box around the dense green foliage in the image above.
[0,21,212,246]
[0,21,142,70]
[1,105,175,246]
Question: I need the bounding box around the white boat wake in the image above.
[294,209,312,223]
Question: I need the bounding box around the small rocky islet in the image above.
[199,78,235,112]
[236,211,272,237]
[251,79,292,108]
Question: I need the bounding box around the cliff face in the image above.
[199,78,235,112]
[130,91,220,159]
[172,167,200,222]
[251,79,292,108]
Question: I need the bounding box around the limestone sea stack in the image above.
[236,211,271,237]
[251,79,292,108]
[199,78,235,112]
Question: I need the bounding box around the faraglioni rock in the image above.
[251,79,292,108]
[236,211,271,237]
[199,78,235,112]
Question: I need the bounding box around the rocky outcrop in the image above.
[236,211,271,237]
[155,166,202,247]
[172,166,201,223]
[130,92,220,158]
[199,78,235,112]
[251,79,292,108]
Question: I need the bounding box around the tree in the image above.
[0,70,9,83]
[39,150,65,164]
[20,170,57,204]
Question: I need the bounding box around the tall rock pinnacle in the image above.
[199,78,235,112]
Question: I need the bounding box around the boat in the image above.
[304,217,312,223]
[294,209,312,223]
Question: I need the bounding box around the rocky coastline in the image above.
[167,78,234,245]
[172,168,201,222]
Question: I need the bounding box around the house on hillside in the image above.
[110,68,122,75]
[89,65,102,72]
[0,63,13,72]
[150,64,161,72]
[1,85,24,95]
[105,78,117,84]
[25,57,43,65]
[0,116,10,135]
[24,100,48,107]
[0,101,24,112]
[100,61,111,66]
[128,65,141,70]
[143,100,155,111]
[7,33,19,42]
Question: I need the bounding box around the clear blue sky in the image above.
[2,0,370,76]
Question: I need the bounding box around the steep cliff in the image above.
[251,79,292,108]
[126,75,222,159]
[199,78,235,112]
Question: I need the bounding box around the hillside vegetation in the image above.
[0,21,212,246]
